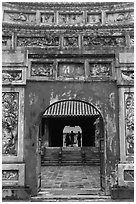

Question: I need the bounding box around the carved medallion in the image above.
[2,92,19,156]
[125,93,134,155]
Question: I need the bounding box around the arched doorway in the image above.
[38,99,105,193]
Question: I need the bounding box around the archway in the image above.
[38,99,105,193]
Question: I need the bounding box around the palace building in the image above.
[2,2,134,201]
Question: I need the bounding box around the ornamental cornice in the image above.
[2,22,134,32]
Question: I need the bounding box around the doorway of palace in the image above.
[37,100,105,193]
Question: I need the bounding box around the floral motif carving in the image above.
[2,71,22,83]
[2,170,18,180]
[58,63,84,79]
[31,62,54,77]
[89,63,111,77]
[124,170,134,181]
[125,93,134,155]
[83,36,125,47]
[4,12,36,23]
[41,13,54,24]
[87,14,101,24]
[106,11,134,24]
[2,92,19,156]
[63,36,78,47]
[59,13,83,24]
[17,36,59,47]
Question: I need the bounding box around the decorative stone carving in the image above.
[2,36,12,47]
[17,36,59,47]
[106,11,134,24]
[58,63,84,79]
[4,11,36,23]
[130,36,134,47]
[2,170,18,180]
[87,14,101,24]
[125,93,134,155]
[59,13,83,24]
[41,13,54,24]
[89,63,111,77]
[63,36,78,47]
[2,92,19,156]
[124,170,134,181]
[121,70,134,81]
[31,62,54,77]
[2,71,22,83]
[83,36,125,47]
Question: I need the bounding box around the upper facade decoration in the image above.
[2,2,134,27]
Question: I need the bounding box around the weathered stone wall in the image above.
[2,2,134,199]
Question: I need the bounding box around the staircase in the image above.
[41,147,61,166]
[82,147,100,166]
[41,147,100,166]
[61,147,82,165]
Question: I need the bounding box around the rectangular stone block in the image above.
[118,163,134,187]
[2,51,25,64]
[2,163,25,186]
[119,53,134,63]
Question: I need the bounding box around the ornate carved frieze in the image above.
[58,13,83,25]
[83,36,125,47]
[58,62,84,79]
[2,92,19,156]
[40,13,54,24]
[89,63,111,77]
[125,93,134,155]
[17,36,59,47]
[106,11,134,24]
[87,13,101,24]
[4,11,36,23]
[63,36,78,47]
[124,170,134,181]
[2,170,19,180]
[31,62,54,77]
[2,70,22,83]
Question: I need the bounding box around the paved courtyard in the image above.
[41,165,100,189]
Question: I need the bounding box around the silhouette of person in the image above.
[70,131,75,146]
[65,133,70,146]
[77,131,81,147]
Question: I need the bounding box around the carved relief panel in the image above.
[58,62,84,79]
[125,93,134,155]
[2,92,19,156]
[2,170,19,181]
[87,13,101,24]
[63,36,79,47]
[31,62,54,77]
[58,12,83,24]
[40,13,54,24]
[106,11,134,24]
[2,36,12,47]
[124,170,134,181]
[4,11,36,23]
[83,36,125,47]
[89,63,111,77]
[129,36,134,47]
[17,36,59,47]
